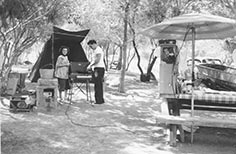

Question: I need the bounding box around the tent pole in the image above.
[52,32,55,69]
[190,26,196,144]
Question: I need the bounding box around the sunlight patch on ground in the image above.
[114,122,135,133]
[99,127,125,134]
[107,92,150,104]
[125,76,138,81]
[106,93,128,100]
[128,126,153,133]
[127,89,158,98]
[0,98,26,122]
[106,101,123,107]
[0,112,24,123]
[72,111,90,118]
[106,77,120,87]
[122,101,140,108]
[26,118,54,125]
[120,142,174,154]
[136,108,159,114]
[49,139,72,148]
[37,112,60,118]
[103,109,125,116]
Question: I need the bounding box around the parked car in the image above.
[184,57,222,80]
[187,57,222,66]
[110,61,119,69]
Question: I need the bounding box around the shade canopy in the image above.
[140,13,236,41]
[140,13,236,143]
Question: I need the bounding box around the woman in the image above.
[55,46,70,102]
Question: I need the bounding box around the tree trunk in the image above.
[145,56,157,81]
[117,46,122,70]
[126,51,135,71]
[132,38,151,82]
[132,40,143,75]
[119,2,129,93]
[110,45,118,69]
[128,12,144,79]
[103,42,110,71]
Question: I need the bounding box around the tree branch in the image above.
[182,0,195,12]
[220,0,236,14]
[128,19,143,75]
[126,50,135,71]
[0,31,6,49]
[4,5,53,36]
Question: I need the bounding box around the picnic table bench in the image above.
[157,91,236,146]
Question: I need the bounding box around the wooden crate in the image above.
[36,85,58,111]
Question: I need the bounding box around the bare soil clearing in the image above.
[1,71,236,154]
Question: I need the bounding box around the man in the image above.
[87,40,105,104]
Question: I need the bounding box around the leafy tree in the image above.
[65,0,123,67]
[2,0,234,94]
[182,0,236,18]
[126,0,185,82]
[0,0,68,94]
[216,0,236,18]
[183,0,236,59]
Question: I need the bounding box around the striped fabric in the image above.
[140,13,236,40]
[179,93,236,104]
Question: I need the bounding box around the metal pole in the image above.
[52,32,55,69]
[191,27,195,117]
[190,26,196,144]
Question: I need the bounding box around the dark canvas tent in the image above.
[29,26,90,82]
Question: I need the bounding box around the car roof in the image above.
[186,57,222,65]
[187,57,221,62]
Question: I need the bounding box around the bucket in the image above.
[39,64,54,79]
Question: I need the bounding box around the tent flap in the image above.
[53,26,90,42]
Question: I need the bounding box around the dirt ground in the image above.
[1,71,236,154]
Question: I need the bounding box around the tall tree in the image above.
[0,0,68,94]
[119,0,129,93]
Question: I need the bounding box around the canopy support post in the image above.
[190,26,196,144]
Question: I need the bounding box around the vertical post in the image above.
[169,124,177,147]
[190,26,196,144]
[52,32,55,69]
[191,26,195,117]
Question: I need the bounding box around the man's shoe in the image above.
[94,102,105,104]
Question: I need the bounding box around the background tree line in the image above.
[0,0,235,93]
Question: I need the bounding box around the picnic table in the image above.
[157,90,236,146]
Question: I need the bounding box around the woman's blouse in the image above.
[55,55,70,79]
